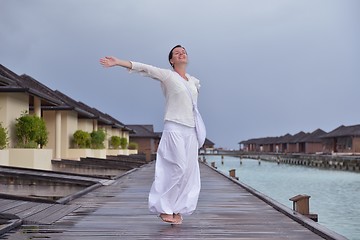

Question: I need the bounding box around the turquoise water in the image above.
[204,155,360,240]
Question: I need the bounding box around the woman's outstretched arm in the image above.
[100,56,171,82]
[99,56,132,69]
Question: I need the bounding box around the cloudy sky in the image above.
[1,0,359,149]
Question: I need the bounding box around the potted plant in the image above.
[128,142,138,150]
[9,113,52,170]
[110,136,121,149]
[0,122,8,150]
[15,112,48,148]
[73,130,91,148]
[120,137,128,149]
[0,122,9,165]
[90,129,106,149]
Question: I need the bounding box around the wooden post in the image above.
[289,194,318,222]
[211,162,217,169]
[289,194,310,215]
[229,169,239,180]
[229,169,236,178]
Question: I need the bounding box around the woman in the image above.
[99,45,202,225]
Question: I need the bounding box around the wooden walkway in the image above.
[1,162,346,240]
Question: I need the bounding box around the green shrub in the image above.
[90,129,106,149]
[16,141,38,149]
[120,137,128,149]
[0,122,9,149]
[15,112,48,148]
[73,130,91,148]
[128,142,138,150]
[110,136,121,149]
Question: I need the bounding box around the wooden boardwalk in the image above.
[1,162,346,240]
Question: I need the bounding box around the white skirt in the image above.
[148,121,201,215]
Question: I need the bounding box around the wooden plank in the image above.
[0,199,17,211]
[1,202,38,215]
[24,204,80,224]
[14,203,53,219]
[22,204,61,224]
[0,219,22,237]
[0,199,14,206]
[0,200,26,212]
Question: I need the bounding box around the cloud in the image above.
[1,0,359,149]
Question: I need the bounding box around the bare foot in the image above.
[173,213,183,224]
[159,213,175,223]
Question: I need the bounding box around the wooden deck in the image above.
[1,161,346,240]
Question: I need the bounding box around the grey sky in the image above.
[1,0,359,149]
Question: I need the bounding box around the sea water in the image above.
[204,155,360,240]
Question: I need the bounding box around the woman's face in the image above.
[170,47,188,67]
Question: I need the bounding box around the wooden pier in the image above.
[1,161,347,240]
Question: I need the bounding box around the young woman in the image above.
[100,45,203,224]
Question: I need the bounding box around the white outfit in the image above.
[130,61,201,215]
[130,61,200,127]
[149,121,200,215]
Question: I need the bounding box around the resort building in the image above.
[239,125,360,155]
[0,64,137,170]
[128,124,161,162]
[320,124,360,154]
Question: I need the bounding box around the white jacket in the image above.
[130,61,200,127]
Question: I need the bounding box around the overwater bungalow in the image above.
[276,133,293,153]
[239,124,360,156]
[320,124,360,154]
[298,128,326,154]
[286,131,308,153]
[128,124,161,162]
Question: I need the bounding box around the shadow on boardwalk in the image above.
[1,162,347,240]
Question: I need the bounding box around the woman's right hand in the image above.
[99,56,120,68]
[100,56,132,69]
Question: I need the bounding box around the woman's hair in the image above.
[168,45,186,68]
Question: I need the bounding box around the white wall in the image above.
[0,92,29,147]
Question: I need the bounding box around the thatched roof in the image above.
[321,124,360,138]
[128,125,160,138]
